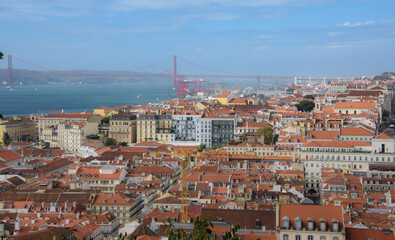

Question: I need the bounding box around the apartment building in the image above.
[172,110,202,142]
[137,111,174,143]
[0,116,37,145]
[198,110,235,148]
[58,121,99,154]
[109,112,137,144]
[38,112,95,147]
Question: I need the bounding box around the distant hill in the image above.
[373,72,395,81]
[0,68,171,85]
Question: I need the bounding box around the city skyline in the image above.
[1,0,395,76]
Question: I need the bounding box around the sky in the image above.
[0,0,395,76]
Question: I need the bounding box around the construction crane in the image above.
[149,149,200,223]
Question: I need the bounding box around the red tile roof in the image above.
[375,132,393,140]
[0,150,21,162]
[340,127,374,136]
[335,101,376,109]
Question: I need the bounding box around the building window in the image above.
[320,237,326,240]
[282,216,290,229]
[332,221,339,232]
[307,220,314,231]
[295,217,302,230]
[319,221,327,231]
[308,236,314,240]
[295,235,301,240]
[283,235,289,240]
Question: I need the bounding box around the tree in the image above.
[273,134,279,144]
[0,113,3,120]
[104,138,117,146]
[286,88,295,94]
[165,217,240,240]
[295,100,315,112]
[0,51,3,60]
[197,143,206,152]
[258,126,274,145]
[100,116,110,124]
[303,95,315,100]
[119,142,128,146]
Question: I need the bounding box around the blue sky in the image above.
[1,0,395,76]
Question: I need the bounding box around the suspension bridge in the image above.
[1,54,352,96]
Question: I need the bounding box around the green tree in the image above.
[258,126,274,145]
[303,95,315,100]
[104,138,117,146]
[0,51,3,60]
[273,134,279,144]
[100,116,110,124]
[0,113,3,120]
[197,143,206,152]
[286,88,295,94]
[165,217,240,240]
[295,100,315,112]
[119,142,128,146]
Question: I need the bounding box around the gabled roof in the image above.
[374,132,393,140]
[0,150,21,162]
[217,93,232,98]
[340,127,374,136]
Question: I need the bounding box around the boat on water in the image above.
[137,94,142,99]
[9,88,14,92]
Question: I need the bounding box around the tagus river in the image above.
[0,81,177,117]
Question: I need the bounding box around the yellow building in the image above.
[94,106,118,117]
[294,119,313,136]
[0,117,37,145]
[109,112,137,144]
[216,93,235,105]
[334,101,377,115]
[137,112,174,143]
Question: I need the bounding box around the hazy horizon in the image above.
[1,0,395,76]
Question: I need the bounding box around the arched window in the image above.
[295,235,301,240]
[283,235,289,240]
[308,236,314,240]
[256,219,261,227]
[332,220,339,232]
[307,219,314,231]
[333,237,339,240]
[282,216,290,229]
[294,217,302,230]
[320,237,327,240]
[319,219,327,231]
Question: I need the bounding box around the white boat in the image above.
[137,94,142,99]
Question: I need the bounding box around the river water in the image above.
[0,81,177,116]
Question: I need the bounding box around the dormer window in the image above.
[282,216,290,229]
[307,219,314,231]
[332,220,339,232]
[294,217,302,230]
[319,219,327,231]
[255,219,261,227]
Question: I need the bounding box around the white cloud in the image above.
[338,20,374,28]
[327,32,341,37]
[254,45,268,51]
[260,34,271,39]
